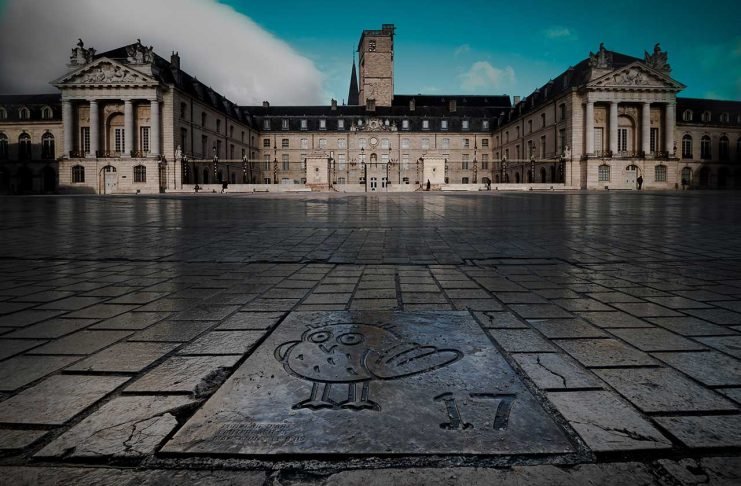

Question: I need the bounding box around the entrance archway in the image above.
[41,166,56,193]
[100,165,118,194]
[699,166,710,187]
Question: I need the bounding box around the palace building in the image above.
[0,25,739,194]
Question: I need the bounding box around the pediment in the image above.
[587,62,685,91]
[52,58,159,88]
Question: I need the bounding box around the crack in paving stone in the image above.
[535,355,568,389]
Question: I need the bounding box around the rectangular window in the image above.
[541,113,546,128]
[594,128,603,153]
[180,128,187,154]
[282,154,290,170]
[358,138,367,149]
[401,138,410,149]
[216,140,222,158]
[81,127,91,155]
[382,154,389,165]
[319,138,327,149]
[481,154,489,169]
[559,129,566,154]
[381,138,389,149]
[319,119,326,130]
[462,120,469,130]
[481,139,489,148]
[264,155,271,171]
[201,135,208,158]
[140,127,150,154]
[338,119,345,129]
[655,165,667,182]
[72,165,85,183]
[528,120,533,134]
[216,119,221,134]
[300,119,308,130]
[114,128,125,154]
[421,138,430,150]
[134,165,146,183]
[462,154,469,169]
[282,119,289,130]
[338,138,346,149]
[338,153,346,170]
[263,119,270,130]
[300,138,309,150]
[402,154,409,170]
[618,128,628,152]
[422,120,429,130]
[598,164,610,182]
[559,104,566,121]
[462,177,469,183]
[230,144,235,159]
[540,135,546,159]
[441,120,448,130]
[482,120,489,130]
[441,138,450,149]
[281,138,289,148]
[263,138,271,148]
[650,128,658,154]
[180,102,187,119]
[337,177,346,184]
[402,119,409,130]
[463,138,470,149]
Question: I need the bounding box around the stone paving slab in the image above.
[512,353,603,390]
[654,415,741,448]
[163,311,573,455]
[124,355,241,394]
[0,374,128,425]
[36,396,197,458]
[555,339,658,367]
[652,351,741,386]
[65,341,180,373]
[0,467,266,485]
[0,355,80,391]
[0,429,47,450]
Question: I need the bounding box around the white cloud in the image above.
[453,44,471,57]
[458,61,515,91]
[544,26,577,41]
[0,0,324,105]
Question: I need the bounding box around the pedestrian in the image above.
[681,178,687,190]
[426,179,431,191]
[194,184,200,193]
[637,175,643,190]
[221,181,228,193]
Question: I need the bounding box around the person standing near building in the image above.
[637,175,643,190]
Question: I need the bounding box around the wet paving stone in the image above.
[508,304,574,319]
[607,328,707,352]
[65,342,180,373]
[556,339,658,367]
[28,330,132,355]
[37,396,197,458]
[90,311,171,330]
[64,304,141,319]
[128,321,213,342]
[512,353,603,390]
[610,302,683,317]
[0,310,66,328]
[163,311,573,455]
[694,335,741,358]
[0,339,48,360]
[5,318,98,339]
[547,391,672,452]
[646,316,738,336]
[125,355,241,394]
[178,330,265,355]
[0,467,266,485]
[576,311,653,328]
[682,308,741,325]
[652,351,741,386]
[654,415,741,448]
[474,311,529,329]
[528,318,608,338]
[594,368,737,413]
[0,429,47,450]
[0,374,128,425]
[488,329,557,352]
[0,355,80,391]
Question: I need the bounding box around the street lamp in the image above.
[501,157,507,183]
[273,157,278,184]
[242,154,248,183]
[473,157,478,184]
[212,146,218,181]
[530,155,535,183]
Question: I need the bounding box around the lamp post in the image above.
[501,157,507,183]
[182,153,189,184]
[559,154,565,183]
[273,157,278,185]
[242,154,248,183]
[473,157,478,184]
[530,155,535,184]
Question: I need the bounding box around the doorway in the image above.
[102,165,117,194]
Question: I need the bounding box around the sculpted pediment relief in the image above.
[587,62,684,91]
[53,58,159,87]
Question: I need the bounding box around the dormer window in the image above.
[441,120,448,130]
[300,119,308,130]
[720,112,730,123]
[462,120,469,130]
[319,119,326,130]
[216,119,221,133]
[0,107,6,120]
[402,119,409,130]
[701,111,711,122]
[282,119,289,130]
[682,110,693,122]
[41,106,53,120]
[482,120,489,130]
[263,118,271,130]
[422,120,430,130]
[337,119,345,129]
[18,107,30,120]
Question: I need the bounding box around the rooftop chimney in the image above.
[409,98,416,111]
[331,98,337,110]
[262,101,270,107]
[513,95,521,105]
[449,100,457,113]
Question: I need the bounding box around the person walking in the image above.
[221,180,228,193]
[636,175,643,190]
[426,179,431,191]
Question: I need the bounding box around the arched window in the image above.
[133,165,146,183]
[72,165,85,183]
[0,133,7,160]
[720,112,730,123]
[719,136,729,160]
[701,111,711,123]
[701,135,711,160]
[41,106,53,120]
[655,164,667,182]
[598,164,610,182]
[41,133,55,159]
[681,167,692,186]
[682,110,693,122]
[682,135,693,159]
[18,107,30,120]
[18,133,32,160]
[0,107,7,120]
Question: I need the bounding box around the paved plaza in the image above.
[1,191,741,484]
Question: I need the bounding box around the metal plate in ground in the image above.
[163,311,573,455]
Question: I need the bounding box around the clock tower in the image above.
[357,24,395,107]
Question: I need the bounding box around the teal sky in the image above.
[225,0,740,102]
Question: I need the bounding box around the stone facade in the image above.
[1,31,739,194]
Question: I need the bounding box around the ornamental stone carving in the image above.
[612,69,648,86]
[350,118,397,132]
[644,43,671,73]
[82,63,139,84]
[69,39,96,66]
[589,43,613,69]
[126,39,155,65]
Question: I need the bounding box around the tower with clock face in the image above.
[357,24,395,107]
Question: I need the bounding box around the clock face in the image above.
[368,40,376,52]
[370,137,378,146]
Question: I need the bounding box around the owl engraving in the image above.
[274,323,462,411]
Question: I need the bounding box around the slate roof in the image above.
[677,98,741,125]
[0,94,62,121]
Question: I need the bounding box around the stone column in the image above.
[124,99,134,157]
[150,98,160,157]
[89,100,99,157]
[62,100,73,157]
[609,101,619,155]
[642,102,651,156]
[665,102,675,155]
[585,101,594,155]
